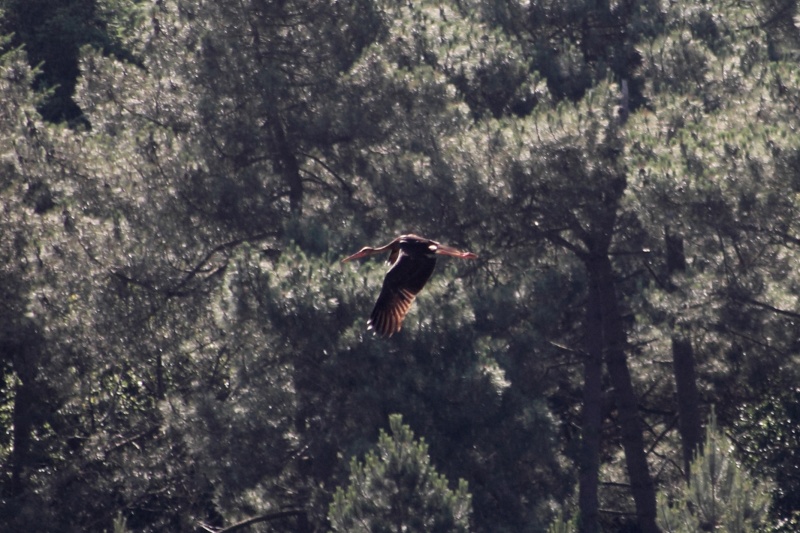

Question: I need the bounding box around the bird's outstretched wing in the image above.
[368,253,436,337]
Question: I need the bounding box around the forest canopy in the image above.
[1,0,799,532]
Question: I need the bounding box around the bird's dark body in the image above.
[369,246,437,335]
[384,248,437,294]
[342,234,477,337]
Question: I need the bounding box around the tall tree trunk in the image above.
[10,364,34,498]
[588,253,659,533]
[8,326,40,499]
[665,228,702,477]
[247,9,304,217]
[578,275,604,533]
[270,112,303,216]
[671,336,701,476]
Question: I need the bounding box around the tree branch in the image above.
[738,296,800,320]
[199,509,305,533]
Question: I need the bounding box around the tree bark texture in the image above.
[8,329,40,499]
[671,335,702,477]
[270,112,304,217]
[578,276,604,533]
[665,228,703,478]
[587,253,660,533]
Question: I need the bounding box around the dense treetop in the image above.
[1,1,799,532]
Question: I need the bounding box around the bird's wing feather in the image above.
[368,253,436,336]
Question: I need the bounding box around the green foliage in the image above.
[734,389,800,524]
[0,0,132,123]
[111,512,130,533]
[657,410,774,533]
[3,0,800,532]
[546,511,578,533]
[329,414,472,533]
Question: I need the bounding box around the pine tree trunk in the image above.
[578,275,604,533]
[588,253,660,533]
[665,228,702,477]
[270,112,303,216]
[672,335,702,476]
[10,370,33,498]
[248,11,304,217]
[9,330,39,498]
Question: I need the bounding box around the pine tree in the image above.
[657,410,773,533]
[0,45,67,530]
[627,0,800,506]
[329,414,472,533]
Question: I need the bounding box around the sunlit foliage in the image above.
[2,0,799,531]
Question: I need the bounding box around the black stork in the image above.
[342,234,477,337]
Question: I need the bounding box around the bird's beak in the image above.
[342,248,372,263]
[434,244,478,259]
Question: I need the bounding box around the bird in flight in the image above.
[342,234,477,337]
